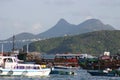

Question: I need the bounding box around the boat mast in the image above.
[12,35,15,53]
[1,43,3,56]
[27,44,29,53]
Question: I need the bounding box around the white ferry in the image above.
[0,56,51,76]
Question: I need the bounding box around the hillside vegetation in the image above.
[1,18,115,52]
[26,30,120,55]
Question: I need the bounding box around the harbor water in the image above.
[0,69,120,80]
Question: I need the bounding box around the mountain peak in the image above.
[6,32,35,41]
[78,18,115,31]
[83,19,103,25]
[56,18,69,25]
[86,18,100,21]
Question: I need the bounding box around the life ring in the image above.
[22,71,27,75]
[0,70,2,74]
[8,70,13,75]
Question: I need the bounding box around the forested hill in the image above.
[26,30,120,55]
[0,18,115,52]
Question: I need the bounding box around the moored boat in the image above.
[50,53,82,75]
[0,56,51,76]
[79,52,120,70]
[54,53,81,69]
[87,68,118,77]
[50,68,76,75]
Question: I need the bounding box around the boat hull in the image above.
[87,70,117,77]
[0,68,51,76]
[50,66,77,75]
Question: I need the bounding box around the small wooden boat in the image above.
[0,56,51,76]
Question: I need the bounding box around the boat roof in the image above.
[0,56,16,59]
[55,54,83,57]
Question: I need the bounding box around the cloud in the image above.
[0,21,2,26]
[43,0,77,6]
[13,22,23,28]
[32,23,42,30]
[85,16,93,20]
[12,22,43,34]
[31,23,43,34]
[96,0,120,7]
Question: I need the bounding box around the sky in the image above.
[0,0,120,40]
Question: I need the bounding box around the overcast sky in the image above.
[0,0,120,40]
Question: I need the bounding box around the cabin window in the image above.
[20,66,24,69]
[6,58,13,62]
[33,66,39,69]
[14,59,17,62]
[36,66,39,69]
[26,66,31,69]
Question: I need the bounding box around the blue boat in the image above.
[87,69,118,77]
[50,69,75,75]
[50,67,76,75]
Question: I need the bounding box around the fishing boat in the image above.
[49,53,83,75]
[53,53,81,69]
[80,52,120,70]
[0,56,51,76]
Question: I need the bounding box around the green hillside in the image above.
[26,30,120,55]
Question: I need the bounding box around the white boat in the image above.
[0,56,51,76]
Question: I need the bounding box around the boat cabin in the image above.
[0,56,41,69]
[0,56,18,69]
[54,54,82,67]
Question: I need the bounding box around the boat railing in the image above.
[54,62,78,64]
[54,58,78,62]
[54,62,79,67]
